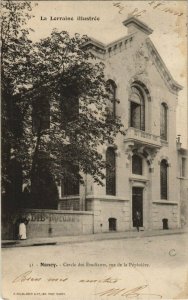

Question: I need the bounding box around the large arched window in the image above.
[160,159,168,199]
[132,154,142,175]
[106,147,116,195]
[106,80,117,119]
[130,86,145,131]
[160,103,168,140]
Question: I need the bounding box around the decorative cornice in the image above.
[86,195,129,201]
[19,208,93,215]
[129,177,149,183]
[82,37,106,51]
[146,38,183,94]
[152,200,178,205]
[106,34,134,49]
[178,147,188,155]
[82,34,134,58]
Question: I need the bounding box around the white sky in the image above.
[28,1,188,147]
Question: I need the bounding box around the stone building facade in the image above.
[58,17,184,233]
[3,17,186,240]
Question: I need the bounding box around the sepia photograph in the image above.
[1,0,188,299]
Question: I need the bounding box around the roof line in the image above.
[83,35,183,92]
[146,38,183,91]
[82,33,134,50]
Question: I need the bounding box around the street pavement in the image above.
[1,232,188,300]
[2,227,187,248]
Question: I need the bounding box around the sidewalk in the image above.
[2,228,188,248]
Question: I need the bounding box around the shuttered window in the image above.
[106,147,116,195]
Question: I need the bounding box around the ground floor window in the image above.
[108,218,117,231]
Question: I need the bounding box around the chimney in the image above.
[123,16,153,36]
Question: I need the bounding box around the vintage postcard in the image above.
[1,1,188,299]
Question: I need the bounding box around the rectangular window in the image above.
[132,155,142,175]
[131,102,141,129]
[160,104,167,140]
[182,157,186,177]
[106,80,116,121]
[106,148,116,195]
[61,163,79,197]
[160,160,168,199]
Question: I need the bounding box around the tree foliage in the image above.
[1,0,35,207]
[1,1,124,209]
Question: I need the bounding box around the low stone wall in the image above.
[2,209,94,239]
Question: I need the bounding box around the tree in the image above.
[1,0,36,210]
[2,1,125,210]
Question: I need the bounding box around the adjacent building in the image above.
[177,138,188,228]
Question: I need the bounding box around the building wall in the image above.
[54,19,183,234]
[86,197,130,233]
[180,184,188,227]
[84,26,181,231]
[151,203,179,229]
[178,149,188,227]
[2,210,94,239]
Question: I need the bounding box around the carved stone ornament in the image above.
[134,44,149,75]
